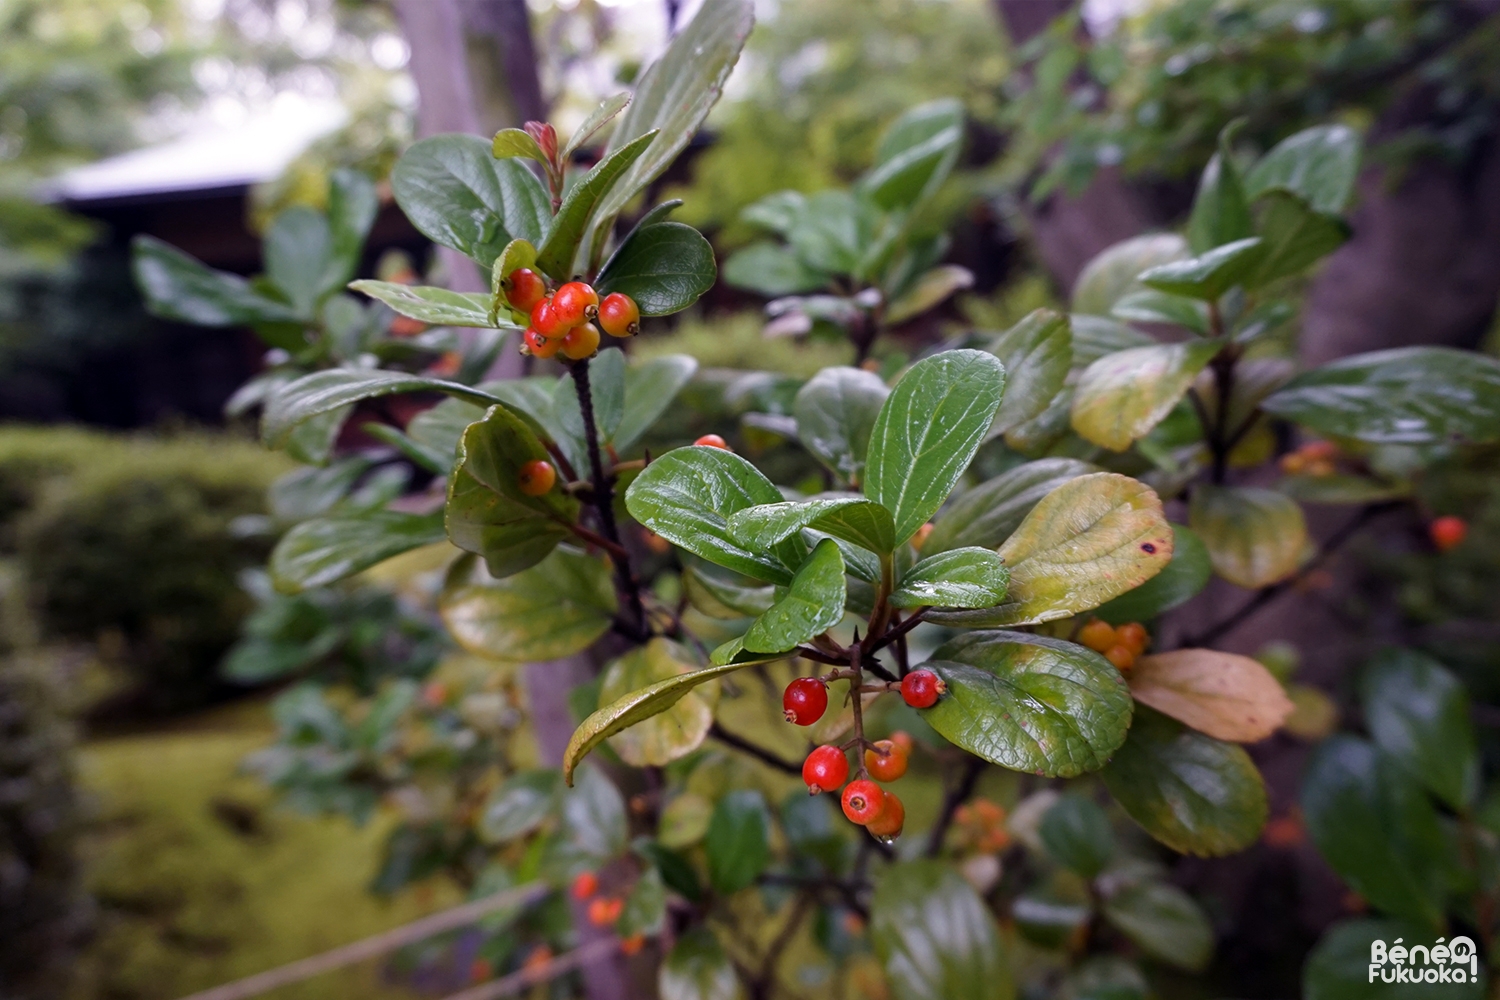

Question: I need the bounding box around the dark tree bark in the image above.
[461,0,548,131]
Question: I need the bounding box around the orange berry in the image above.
[571,871,599,900]
[505,268,547,312]
[1105,645,1135,671]
[866,791,905,840]
[552,281,599,327]
[889,730,914,754]
[911,522,935,550]
[531,296,569,339]
[587,896,622,926]
[694,434,730,449]
[518,459,556,496]
[1078,619,1117,653]
[620,933,646,955]
[597,292,640,338]
[1116,622,1149,656]
[1430,515,1468,552]
[560,322,600,360]
[864,740,908,782]
[841,780,885,825]
[524,327,560,359]
[972,799,1004,826]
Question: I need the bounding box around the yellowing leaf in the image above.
[599,639,718,767]
[1128,649,1295,743]
[1070,341,1222,452]
[1189,484,1308,588]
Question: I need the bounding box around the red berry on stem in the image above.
[694,434,730,450]
[518,459,556,496]
[783,677,828,725]
[802,745,848,794]
[552,281,599,327]
[841,780,885,825]
[531,297,568,339]
[597,292,641,337]
[900,669,945,709]
[560,322,601,360]
[866,791,905,839]
[864,739,908,782]
[1430,515,1468,552]
[505,268,547,312]
[524,327,560,358]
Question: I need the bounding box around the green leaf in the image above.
[705,790,770,895]
[563,92,631,159]
[1189,484,1308,589]
[562,764,628,860]
[536,130,657,280]
[269,512,446,593]
[658,793,713,849]
[921,632,1131,777]
[617,864,666,938]
[892,548,1008,610]
[722,241,828,296]
[1245,124,1362,214]
[595,0,755,226]
[1101,707,1267,856]
[1245,190,1350,287]
[864,350,1006,545]
[1360,648,1478,811]
[1070,342,1222,452]
[1304,918,1484,1000]
[489,238,538,316]
[1012,886,1092,950]
[1101,882,1213,972]
[985,309,1072,436]
[391,135,550,269]
[1137,237,1265,301]
[131,235,303,328]
[261,369,500,449]
[871,861,1013,1000]
[490,128,546,163]
[594,221,716,316]
[1301,735,1447,929]
[1094,525,1211,624]
[730,497,895,554]
[625,446,799,584]
[659,928,742,1000]
[924,458,1096,555]
[788,190,880,276]
[615,354,698,454]
[349,280,503,328]
[741,538,846,654]
[441,547,616,664]
[264,206,332,315]
[362,424,447,475]
[885,265,974,325]
[445,467,569,578]
[479,770,560,844]
[1110,288,1210,334]
[682,564,775,620]
[598,639,717,768]
[1039,795,1114,879]
[407,397,486,470]
[931,473,1172,628]
[563,659,759,786]
[1071,234,1188,316]
[860,98,965,210]
[793,366,890,486]
[740,190,804,236]
[325,169,379,296]
[458,404,579,523]
[1260,346,1500,445]
[284,406,349,465]
[1187,141,1252,254]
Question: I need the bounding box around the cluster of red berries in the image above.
[571,870,646,954]
[1429,515,1467,553]
[504,270,640,362]
[1280,439,1340,477]
[1077,618,1149,671]
[952,798,1010,854]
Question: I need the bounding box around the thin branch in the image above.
[795,645,848,666]
[925,755,985,859]
[865,609,927,656]
[751,894,813,1000]
[709,723,802,775]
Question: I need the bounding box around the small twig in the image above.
[925,755,985,858]
[865,610,927,656]
[751,894,813,1000]
[709,723,802,775]
[796,646,848,666]
[563,521,630,561]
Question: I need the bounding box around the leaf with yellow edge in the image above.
[598,639,718,767]
[929,473,1173,628]
[564,657,760,785]
[1189,484,1308,588]
[1128,649,1295,742]
[1071,341,1223,452]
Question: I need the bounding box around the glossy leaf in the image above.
[1245,124,1361,214]
[614,354,698,454]
[864,350,1006,545]
[741,538,846,654]
[324,169,379,295]
[682,564,775,620]
[459,404,579,523]
[262,369,500,449]
[598,639,717,768]
[1187,143,1252,254]
[1101,707,1267,856]
[624,446,799,584]
[729,497,895,554]
[1360,648,1478,810]
[885,264,974,325]
[264,207,332,315]
[923,458,1097,555]
[1260,346,1500,445]
[1071,342,1222,452]
[1094,525,1211,624]
[722,241,828,296]
[1071,234,1188,316]
[1245,190,1350,287]
[789,190,879,276]
[793,366,890,485]
[1039,795,1114,879]
[1137,237,1265,301]
[1300,735,1447,929]
[391,135,550,268]
[705,790,771,895]
[132,235,303,327]
[349,280,502,328]
[659,928,742,1000]
[1110,288,1210,334]
[441,548,616,664]
[891,547,1009,610]
[445,467,569,578]
[860,99,964,210]
[535,130,657,280]
[1127,649,1295,742]
[985,309,1072,435]
[595,222,717,316]
[563,92,631,159]
[562,764,628,861]
[1189,484,1308,588]
[618,865,666,938]
[490,127,546,163]
[479,770,560,843]
[871,861,1013,1000]
[563,658,758,785]
[931,473,1172,628]
[1102,882,1213,973]
[269,511,447,593]
[922,631,1132,777]
[408,397,486,469]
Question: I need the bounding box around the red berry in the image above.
[1430,515,1468,552]
[841,780,886,825]
[571,871,599,899]
[524,327,560,358]
[1105,645,1135,671]
[1116,622,1149,656]
[864,739,908,782]
[560,322,600,360]
[900,669,945,709]
[597,292,640,338]
[889,730,914,754]
[587,896,622,926]
[802,745,848,794]
[531,296,569,339]
[866,790,905,840]
[620,933,646,955]
[518,459,556,496]
[694,434,730,450]
[552,281,599,327]
[783,677,828,725]
[505,268,547,312]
